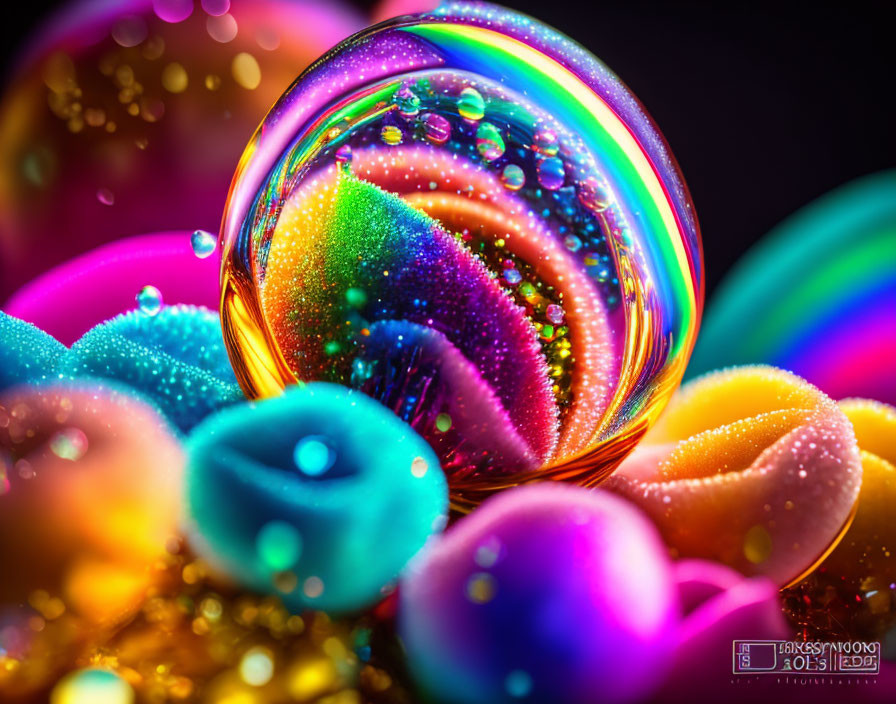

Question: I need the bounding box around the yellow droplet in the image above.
[287,657,338,700]
[466,572,497,604]
[162,62,188,93]
[115,64,135,88]
[744,524,773,564]
[232,52,261,90]
[205,74,222,91]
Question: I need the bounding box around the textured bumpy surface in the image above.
[0,311,67,389]
[605,366,863,586]
[399,483,679,704]
[220,0,703,505]
[783,398,896,640]
[185,383,448,613]
[3,232,220,345]
[63,305,243,433]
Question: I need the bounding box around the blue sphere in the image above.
[185,382,448,613]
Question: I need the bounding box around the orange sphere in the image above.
[0,383,183,698]
[606,366,863,587]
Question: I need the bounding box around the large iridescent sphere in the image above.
[220,1,703,509]
[0,0,363,298]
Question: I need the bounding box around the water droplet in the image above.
[161,62,188,92]
[153,0,193,23]
[546,304,564,325]
[96,187,115,206]
[743,524,773,564]
[49,428,88,461]
[232,52,261,90]
[466,572,497,604]
[505,669,533,698]
[136,285,163,316]
[112,15,148,48]
[435,413,452,433]
[476,122,505,160]
[345,286,366,308]
[500,164,525,191]
[393,86,421,117]
[335,144,353,164]
[293,435,335,476]
[536,157,565,190]
[202,0,230,16]
[50,668,134,704]
[256,520,302,571]
[303,575,324,598]
[577,176,612,212]
[190,229,217,258]
[457,87,485,121]
[504,268,522,285]
[411,456,429,478]
[421,112,451,144]
[532,128,559,156]
[474,536,502,568]
[563,234,582,252]
[206,12,238,43]
[381,124,403,146]
[239,646,274,687]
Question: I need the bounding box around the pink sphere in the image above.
[399,484,679,704]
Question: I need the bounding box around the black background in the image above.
[2,0,893,296]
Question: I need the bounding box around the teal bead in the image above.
[62,304,243,433]
[0,311,66,389]
[185,383,448,614]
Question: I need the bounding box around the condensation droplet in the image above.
[457,86,485,121]
[190,229,217,258]
[232,52,261,90]
[421,112,451,145]
[136,285,163,316]
[49,427,89,461]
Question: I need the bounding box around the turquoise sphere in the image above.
[185,382,448,613]
[0,311,66,390]
[62,304,243,433]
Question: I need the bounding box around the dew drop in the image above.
[136,285,163,316]
[190,229,217,258]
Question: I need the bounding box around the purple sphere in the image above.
[399,484,680,704]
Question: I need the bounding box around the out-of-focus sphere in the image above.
[50,669,134,704]
[220,1,703,509]
[0,0,364,297]
[0,383,183,698]
[687,170,896,405]
[399,484,679,704]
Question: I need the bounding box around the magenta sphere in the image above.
[399,483,679,704]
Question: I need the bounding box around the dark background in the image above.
[2,0,893,296]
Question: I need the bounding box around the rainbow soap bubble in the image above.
[220,1,703,509]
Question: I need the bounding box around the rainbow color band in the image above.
[688,170,896,404]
